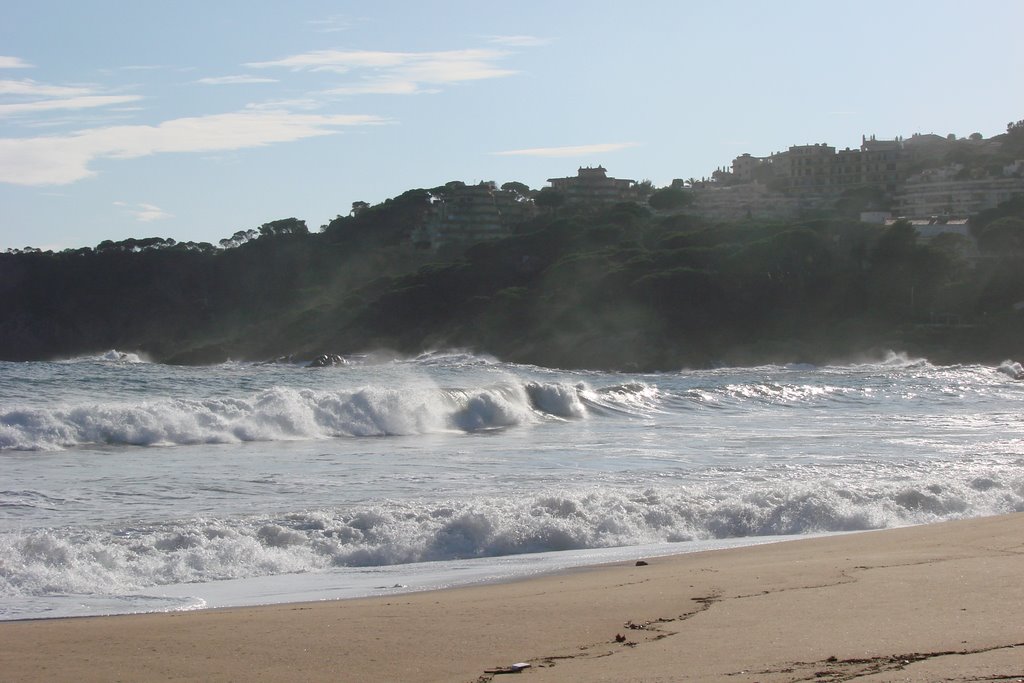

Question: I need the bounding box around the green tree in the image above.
[871,220,917,265]
[258,218,308,238]
[978,217,1024,253]
[647,187,693,211]
[533,188,565,209]
[500,181,531,199]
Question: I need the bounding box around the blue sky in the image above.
[2,0,1022,251]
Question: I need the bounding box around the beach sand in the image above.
[2,513,1023,682]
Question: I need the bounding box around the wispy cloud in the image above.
[0,79,94,97]
[0,56,33,69]
[324,81,427,96]
[249,48,517,95]
[1,74,144,126]
[249,50,410,72]
[307,15,355,33]
[114,201,173,222]
[487,35,550,47]
[0,110,388,186]
[119,65,171,71]
[493,142,641,158]
[195,75,279,86]
[245,98,322,111]
[17,106,146,130]
[0,95,143,117]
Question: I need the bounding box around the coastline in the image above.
[2,514,1022,682]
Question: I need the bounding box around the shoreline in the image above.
[2,514,1023,682]
[2,534,818,622]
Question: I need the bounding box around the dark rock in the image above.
[307,353,347,368]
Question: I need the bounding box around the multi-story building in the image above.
[730,135,911,196]
[545,166,637,205]
[731,153,769,182]
[860,135,906,191]
[413,181,534,250]
[781,143,837,190]
[685,183,811,222]
[895,168,1024,218]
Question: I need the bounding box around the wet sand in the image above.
[2,513,1022,682]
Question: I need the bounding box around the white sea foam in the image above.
[4,354,1024,620]
[2,470,1021,609]
[525,381,587,418]
[0,380,597,450]
[997,359,1024,380]
[1,357,1015,450]
[63,349,149,363]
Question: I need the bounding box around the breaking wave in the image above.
[0,380,638,451]
[997,359,1024,380]
[4,354,1018,450]
[65,349,149,364]
[3,468,1022,601]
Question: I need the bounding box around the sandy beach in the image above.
[2,513,1023,682]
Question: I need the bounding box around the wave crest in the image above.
[0,381,597,451]
[3,471,1021,601]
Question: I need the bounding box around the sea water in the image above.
[2,351,1022,620]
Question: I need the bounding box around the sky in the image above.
[2,0,1022,251]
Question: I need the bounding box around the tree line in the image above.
[1,189,1023,369]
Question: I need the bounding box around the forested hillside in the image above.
[2,194,1023,370]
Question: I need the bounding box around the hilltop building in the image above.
[545,166,638,206]
[714,131,1024,222]
[412,181,534,251]
[730,135,910,195]
[403,128,1022,252]
[730,153,765,183]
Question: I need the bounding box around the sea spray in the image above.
[3,353,1024,619]
[0,380,599,450]
[3,467,1022,604]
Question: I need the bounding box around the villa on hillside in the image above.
[718,132,1024,222]
[682,183,808,222]
[729,135,911,195]
[412,181,534,251]
[545,166,637,206]
[895,165,1024,218]
[406,130,1023,251]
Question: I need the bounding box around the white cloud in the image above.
[136,203,170,222]
[324,81,427,96]
[249,49,402,72]
[115,201,172,222]
[119,65,169,71]
[493,143,641,158]
[0,79,93,97]
[398,51,516,83]
[0,76,143,123]
[487,35,550,47]
[0,109,388,186]
[249,48,517,94]
[307,15,354,33]
[0,95,144,117]
[0,56,33,69]
[195,75,279,85]
[245,98,322,111]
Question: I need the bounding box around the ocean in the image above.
[2,351,1022,621]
